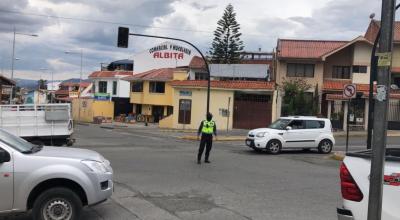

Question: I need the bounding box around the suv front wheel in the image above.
[318,139,333,154]
[32,187,82,220]
[267,140,282,154]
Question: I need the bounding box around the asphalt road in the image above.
[3,124,399,220]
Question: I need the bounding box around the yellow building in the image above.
[72,98,114,123]
[160,80,277,130]
[124,68,187,123]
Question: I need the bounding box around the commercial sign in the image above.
[94,93,110,101]
[179,90,192,97]
[133,41,198,73]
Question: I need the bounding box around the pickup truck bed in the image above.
[338,148,400,220]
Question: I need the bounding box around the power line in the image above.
[0,9,276,39]
[0,9,214,34]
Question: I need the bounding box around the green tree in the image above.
[209,4,244,64]
[38,79,47,90]
[281,78,314,116]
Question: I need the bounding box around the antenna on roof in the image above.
[369,13,375,20]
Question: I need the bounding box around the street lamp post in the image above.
[9,26,38,104]
[65,49,83,122]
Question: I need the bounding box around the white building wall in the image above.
[92,77,131,98]
[352,42,372,84]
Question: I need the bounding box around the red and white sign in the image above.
[133,41,198,73]
[343,84,356,99]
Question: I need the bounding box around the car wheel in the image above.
[318,139,333,154]
[267,140,281,154]
[32,187,82,220]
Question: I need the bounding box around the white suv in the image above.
[245,116,335,154]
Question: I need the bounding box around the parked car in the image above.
[245,116,335,154]
[337,149,400,220]
[0,128,113,220]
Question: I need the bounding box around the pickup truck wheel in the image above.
[318,139,333,154]
[32,187,82,220]
[266,140,281,154]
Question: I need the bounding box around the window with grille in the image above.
[332,66,351,79]
[287,63,315,77]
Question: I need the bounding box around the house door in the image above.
[233,93,272,129]
[178,99,191,124]
[152,106,164,123]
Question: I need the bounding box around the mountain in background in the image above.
[14,78,37,90]
[15,78,91,90]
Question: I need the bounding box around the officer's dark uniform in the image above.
[197,113,217,164]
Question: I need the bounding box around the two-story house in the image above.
[88,71,134,116]
[0,75,15,104]
[275,19,400,131]
[54,80,92,103]
[123,68,188,123]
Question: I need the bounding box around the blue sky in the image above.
[0,0,386,80]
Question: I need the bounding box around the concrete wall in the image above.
[352,42,372,84]
[324,46,353,79]
[130,81,174,106]
[392,44,400,68]
[164,88,234,130]
[72,98,114,122]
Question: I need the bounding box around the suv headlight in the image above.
[81,160,109,173]
[256,132,268,138]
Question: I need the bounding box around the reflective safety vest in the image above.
[202,120,215,134]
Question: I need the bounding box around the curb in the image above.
[179,136,246,141]
[330,151,345,161]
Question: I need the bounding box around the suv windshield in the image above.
[268,119,291,130]
[0,129,35,153]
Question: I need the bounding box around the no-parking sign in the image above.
[343,84,356,99]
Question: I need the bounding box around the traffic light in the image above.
[117,27,129,48]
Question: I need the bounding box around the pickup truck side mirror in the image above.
[0,150,10,163]
[286,126,292,130]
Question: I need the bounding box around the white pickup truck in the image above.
[337,149,400,220]
[0,104,74,146]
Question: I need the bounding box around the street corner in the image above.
[330,151,345,161]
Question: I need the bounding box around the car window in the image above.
[268,119,291,130]
[305,120,325,129]
[287,120,305,129]
[0,129,33,152]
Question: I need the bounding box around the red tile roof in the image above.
[124,68,186,81]
[277,39,348,59]
[0,75,16,85]
[170,80,275,90]
[189,56,206,69]
[322,80,372,92]
[365,20,400,43]
[89,71,134,78]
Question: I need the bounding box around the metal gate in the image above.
[233,93,272,129]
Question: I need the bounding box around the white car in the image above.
[337,149,400,220]
[245,116,335,154]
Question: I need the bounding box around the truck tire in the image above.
[32,187,82,220]
[318,139,333,154]
[266,140,282,155]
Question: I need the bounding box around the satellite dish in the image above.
[370,13,375,19]
[391,84,399,90]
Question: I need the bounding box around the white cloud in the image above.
[0,0,387,80]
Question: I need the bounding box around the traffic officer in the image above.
[197,112,217,164]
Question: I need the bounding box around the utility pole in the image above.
[367,0,396,220]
